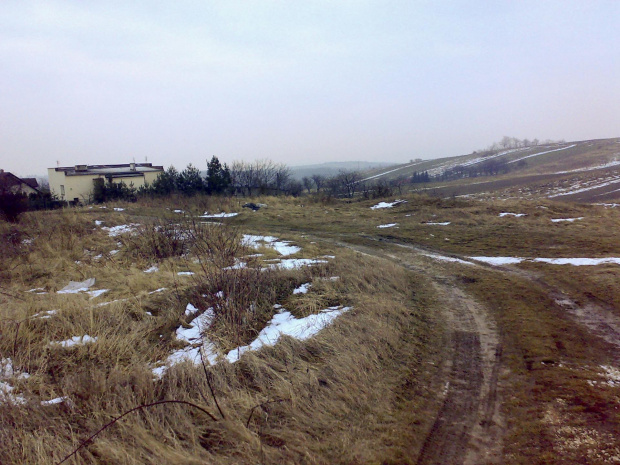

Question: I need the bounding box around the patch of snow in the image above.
[113,207,125,212]
[41,396,67,406]
[57,278,95,294]
[94,220,103,226]
[200,212,238,218]
[377,223,398,228]
[0,381,26,405]
[499,213,526,217]
[548,175,620,198]
[293,283,312,294]
[177,271,194,276]
[370,199,407,210]
[173,209,184,213]
[148,287,167,294]
[271,258,328,269]
[533,257,620,266]
[422,253,474,265]
[226,306,350,363]
[599,365,620,387]
[425,222,451,226]
[51,335,97,348]
[184,303,199,316]
[470,257,525,265]
[86,289,109,299]
[508,144,577,164]
[242,235,301,256]
[176,308,215,344]
[27,287,46,293]
[144,265,159,273]
[102,223,140,237]
[31,310,57,320]
[553,159,620,175]
[550,217,584,223]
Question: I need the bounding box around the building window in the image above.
[60,185,65,197]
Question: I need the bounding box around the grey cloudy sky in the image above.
[1,1,619,176]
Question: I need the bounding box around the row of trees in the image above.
[480,136,565,153]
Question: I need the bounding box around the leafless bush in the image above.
[121,220,190,260]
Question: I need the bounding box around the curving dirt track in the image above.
[322,238,505,464]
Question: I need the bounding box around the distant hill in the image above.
[289,161,397,180]
[358,137,620,202]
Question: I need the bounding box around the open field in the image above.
[2,180,620,463]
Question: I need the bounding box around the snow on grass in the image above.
[499,212,526,217]
[177,271,194,276]
[548,175,620,198]
[86,289,109,299]
[0,382,26,405]
[153,308,218,377]
[154,305,350,376]
[377,223,398,228]
[113,207,125,211]
[242,234,301,256]
[41,396,68,406]
[31,310,57,320]
[370,199,407,210]
[94,220,103,226]
[200,212,238,218]
[173,209,184,213]
[270,258,328,269]
[472,256,620,266]
[148,287,167,294]
[102,223,140,237]
[508,144,577,164]
[51,335,97,348]
[550,217,584,222]
[425,222,451,226]
[422,253,474,265]
[57,278,96,294]
[184,303,199,317]
[533,257,620,266]
[176,309,215,344]
[552,159,620,175]
[144,265,159,273]
[471,257,525,265]
[293,283,312,294]
[226,306,350,363]
[57,278,107,298]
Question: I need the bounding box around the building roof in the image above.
[0,170,41,193]
[52,163,164,177]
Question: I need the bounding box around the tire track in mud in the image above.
[318,237,504,465]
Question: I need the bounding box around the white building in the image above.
[48,163,164,203]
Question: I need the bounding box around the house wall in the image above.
[48,168,164,203]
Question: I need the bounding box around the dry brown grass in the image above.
[0,202,440,465]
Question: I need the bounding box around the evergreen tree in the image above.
[150,166,180,195]
[178,163,204,196]
[205,156,231,195]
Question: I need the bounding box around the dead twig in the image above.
[200,347,226,420]
[246,398,286,429]
[56,400,218,465]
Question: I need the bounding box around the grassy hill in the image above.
[362,137,620,202]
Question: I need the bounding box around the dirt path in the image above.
[318,237,504,464]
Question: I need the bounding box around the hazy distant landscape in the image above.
[2,136,620,464]
[2,2,620,464]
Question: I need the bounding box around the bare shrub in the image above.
[121,220,190,260]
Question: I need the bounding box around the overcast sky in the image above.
[1,1,619,176]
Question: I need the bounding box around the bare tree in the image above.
[311,174,325,192]
[302,177,314,193]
